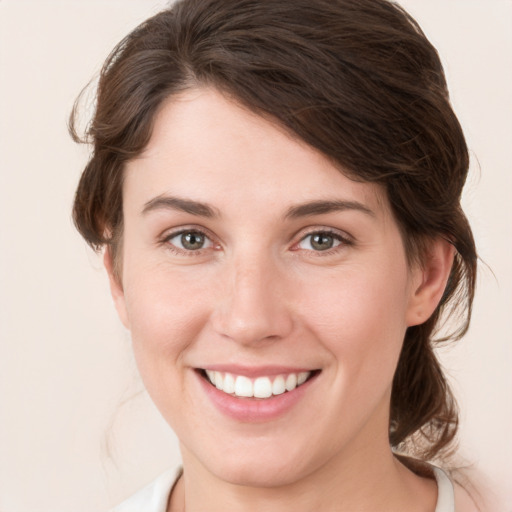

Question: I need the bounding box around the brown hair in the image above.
[71,0,477,463]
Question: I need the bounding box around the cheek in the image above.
[121,267,217,428]
[298,263,411,380]
[122,264,212,377]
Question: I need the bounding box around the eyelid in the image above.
[291,226,354,253]
[160,225,220,254]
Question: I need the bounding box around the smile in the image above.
[203,370,312,399]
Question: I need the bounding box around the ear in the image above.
[104,248,130,329]
[406,238,455,327]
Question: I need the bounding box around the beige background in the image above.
[0,1,511,511]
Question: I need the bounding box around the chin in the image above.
[199,440,322,489]
[215,462,306,488]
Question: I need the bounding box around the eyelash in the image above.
[292,228,354,255]
[160,227,353,256]
[160,227,218,256]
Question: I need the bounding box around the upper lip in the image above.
[197,365,318,378]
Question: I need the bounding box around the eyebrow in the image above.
[285,199,375,219]
[142,195,220,218]
[142,195,374,220]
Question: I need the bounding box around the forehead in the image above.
[124,87,389,219]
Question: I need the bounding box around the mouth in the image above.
[197,368,320,399]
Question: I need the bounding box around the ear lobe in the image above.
[406,238,455,327]
[104,248,130,329]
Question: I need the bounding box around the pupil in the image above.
[182,232,204,250]
[311,233,333,251]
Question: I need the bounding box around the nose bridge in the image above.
[213,250,293,345]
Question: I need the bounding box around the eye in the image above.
[296,231,348,252]
[165,230,214,251]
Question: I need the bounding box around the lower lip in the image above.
[196,371,318,423]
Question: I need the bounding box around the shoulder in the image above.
[450,466,494,512]
[110,468,179,512]
[432,465,483,512]
[453,482,481,512]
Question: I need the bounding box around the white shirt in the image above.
[111,466,455,512]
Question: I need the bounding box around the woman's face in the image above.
[111,88,427,487]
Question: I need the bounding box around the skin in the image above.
[106,88,456,511]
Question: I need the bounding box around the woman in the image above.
[71,0,480,510]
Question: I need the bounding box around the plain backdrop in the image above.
[0,1,511,511]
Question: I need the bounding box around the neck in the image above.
[170,428,437,512]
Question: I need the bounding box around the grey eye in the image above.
[181,232,205,250]
[310,233,334,251]
[298,232,343,251]
[168,231,213,251]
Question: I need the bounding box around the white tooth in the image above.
[222,373,236,394]
[272,375,286,395]
[206,370,215,385]
[253,377,272,398]
[214,371,224,390]
[285,373,298,391]
[297,371,310,386]
[235,375,253,397]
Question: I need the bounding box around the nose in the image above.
[211,255,294,346]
